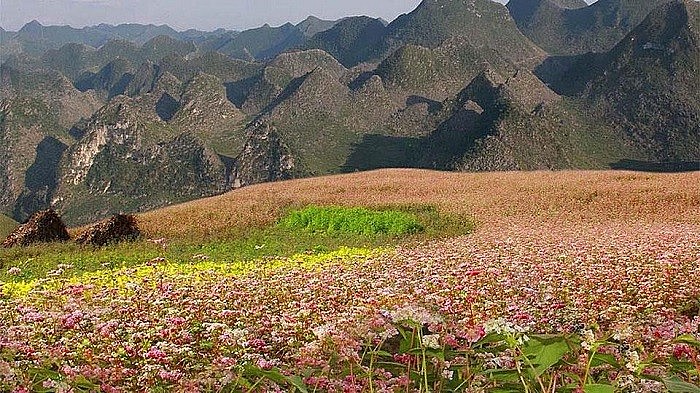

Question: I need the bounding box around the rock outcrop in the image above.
[233,123,295,187]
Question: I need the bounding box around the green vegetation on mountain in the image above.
[203,23,304,60]
[346,66,634,173]
[172,73,246,156]
[139,35,196,62]
[253,66,355,177]
[160,51,262,84]
[240,49,346,114]
[376,37,513,100]
[582,0,700,161]
[296,16,340,38]
[303,16,387,67]
[507,0,673,54]
[382,0,545,65]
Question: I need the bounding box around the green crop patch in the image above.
[279,205,424,236]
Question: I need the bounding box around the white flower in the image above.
[612,326,632,341]
[48,268,64,277]
[624,350,640,372]
[388,306,443,327]
[581,329,596,351]
[7,267,21,276]
[422,334,441,349]
[483,318,529,335]
[312,323,335,339]
[442,368,455,380]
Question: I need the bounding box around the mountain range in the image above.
[1,0,698,225]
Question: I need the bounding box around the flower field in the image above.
[1,170,699,392]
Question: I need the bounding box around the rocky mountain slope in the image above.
[582,0,700,161]
[1,0,697,225]
[507,0,674,54]
[52,83,237,224]
[302,16,388,67]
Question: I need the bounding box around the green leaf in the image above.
[285,375,310,393]
[72,375,99,389]
[668,360,696,372]
[662,377,700,393]
[27,367,62,381]
[481,369,521,383]
[590,353,621,368]
[243,365,309,393]
[425,348,446,360]
[475,332,506,346]
[583,384,615,393]
[523,336,571,377]
[409,370,424,383]
[398,327,419,353]
[366,350,393,358]
[490,385,528,393]
[675,334,700,349]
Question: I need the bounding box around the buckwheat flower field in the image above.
[1,170,699,392]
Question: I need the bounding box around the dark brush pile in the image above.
[76,214,140,246]
[2,210,70,248]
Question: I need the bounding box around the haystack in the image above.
[2,209,70,248]
[76,214,140,246]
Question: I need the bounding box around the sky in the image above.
[0,0,596,32]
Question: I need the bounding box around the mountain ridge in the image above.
[1,0,697,225]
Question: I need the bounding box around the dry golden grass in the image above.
[136,169,700,242]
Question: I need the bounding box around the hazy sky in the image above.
[0,0,596,32]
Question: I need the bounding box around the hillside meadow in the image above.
[0,214,19,240]
[1,169,699,392]
[137,169,699,240]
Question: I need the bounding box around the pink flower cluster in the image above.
[1,221,698,391]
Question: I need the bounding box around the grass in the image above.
[0,203,470,283]
[0,214,18,239]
